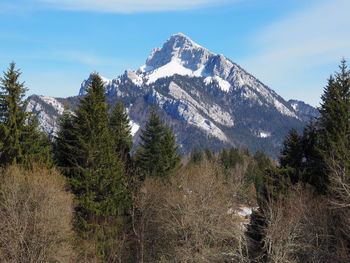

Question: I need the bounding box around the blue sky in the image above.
[0,0,349,106]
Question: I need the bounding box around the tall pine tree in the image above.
[55,74,131,261]
[109,101,133,166]
[0,62,51,167]
[316,60,350,192]
[54,109,78,176]
[55,74,129,229]
[279,129,304,184]
[135,109,180,177]
[161,126,181,174]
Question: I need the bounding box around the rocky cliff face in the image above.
[26,33,318,157]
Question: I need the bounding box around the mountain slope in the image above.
[26,33,318,157]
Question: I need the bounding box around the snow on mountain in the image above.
[288,99,319,121]
[79,33,300,119]
[130,120,140,136]
[26,95,66,136]
[39,96,65,115]
[147,86,229,142]
[80,73,114,96]
[258,131,271,138]
[168,82,234,128]
[125,69,143,86]
[27,33,319,157]
[145,58,197,84]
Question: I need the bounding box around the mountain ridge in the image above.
[26,33,318,157]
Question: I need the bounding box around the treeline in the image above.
[0,63,265,262]
[0,60,349,263]
[247,60,350,262]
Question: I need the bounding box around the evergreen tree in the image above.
[79,74,128,220]
[228,147,243,167]
[109,101,132,165]
[301,123,323,188]
[0,62,51,167]
[248,152,289,262]
[316,60,350,192]
[190,147,203,165]
[248,61,350,262]
[135,109,180,177]
[54,110,78,176]
[56,74,129,228]
[204,147,214,161]
[279,129,304,184]
[135,109,164,176]
[219,148,230,168]
[161,127,181,174]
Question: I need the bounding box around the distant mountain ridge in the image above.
[26,33,319,157]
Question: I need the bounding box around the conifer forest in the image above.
[0,60,350,263]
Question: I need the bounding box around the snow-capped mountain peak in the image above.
[28,33,319,157]
[80,72,113,95]
[142,33,211,73]
[79,34,302,118]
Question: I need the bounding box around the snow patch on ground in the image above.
[258,131,271,138]
[130,120,140,136]
[227,206,254,218]
[233,207,253,217]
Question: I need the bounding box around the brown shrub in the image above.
[260,187,341,263]
[0,166,75,263]
[327,156,350,261]
[132,161,249,263]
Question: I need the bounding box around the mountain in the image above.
[26,33,318,157]
[288,99,319,121]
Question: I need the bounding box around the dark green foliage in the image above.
[204,147,214,161]
[219,149,230,168]
[259,167,293,203]
[55,74,129,238]
[246,209,267,262]
[135,109,180,177]
[189,147,203,165]
[279,129,304,184]
[300,123,323,187]
[220,147,243,169]
[24,127,53,167]
[280,129,303,169]
[54,110,78,176]
[252,151,273,182]
[0,63,52,167]
[247,151,277,262]
[135,109,165,176]
[109,101,133,165]
[162,127,181,174]
[242,148,251,156]
[247,61,350,262]
[251,151,277,201]
[315,60,350,192]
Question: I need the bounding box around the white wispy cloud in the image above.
[36,0,234,13]
[52,51,111,66]
[241,0,350,105]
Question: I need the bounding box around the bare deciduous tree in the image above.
[262,189,308,263]
[0,166,75,263]
[327,155,350,261]
[132,161,249,263]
